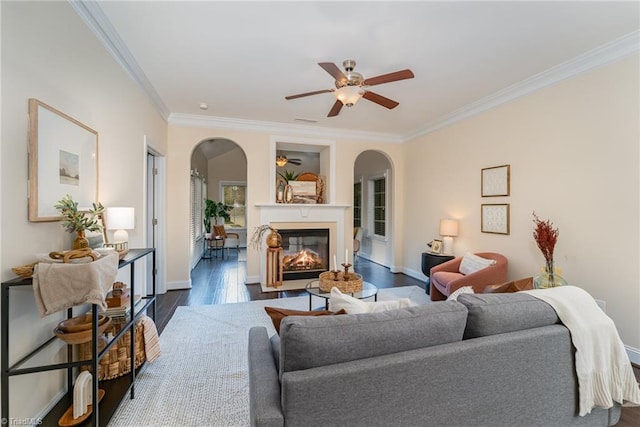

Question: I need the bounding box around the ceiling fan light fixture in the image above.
[334,86,364,107]
[275,156,288,167]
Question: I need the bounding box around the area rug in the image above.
[107,286,429,426]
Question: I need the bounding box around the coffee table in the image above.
[305,280,378,310]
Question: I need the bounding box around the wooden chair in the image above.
[213,225,240,258]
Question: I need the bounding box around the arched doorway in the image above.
[353,150,394,267]
[190,138,247,268]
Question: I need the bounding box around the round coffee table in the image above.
[305,280,378,310]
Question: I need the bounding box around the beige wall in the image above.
[402,55,640,352]
[166,126,404,287]
[207,146,247,200]
[1,1,167,419]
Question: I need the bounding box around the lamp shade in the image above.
[105,207,135,230]
[439,219,459,237]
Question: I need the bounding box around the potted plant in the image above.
[54,194,104,249]
[277,170,299,203]
[203,199,215,238]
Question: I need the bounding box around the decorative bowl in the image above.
[54,316,112,345]
[57,313,108,333]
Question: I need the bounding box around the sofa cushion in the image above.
[431,271,463,288]
[459,252,496,275]
[264,306,346,334]
[328,287,416,313]
[270,333,280,370]
[279,301,468,373]
[457,293,559,339]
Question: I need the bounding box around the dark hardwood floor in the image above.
[155,251,640,426]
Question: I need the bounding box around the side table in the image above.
[421,252,454,294]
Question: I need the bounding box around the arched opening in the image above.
[353,150,394,267]
[190,138,247,269]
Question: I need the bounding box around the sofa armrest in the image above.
[430,257,462,275]
[449,263,508,294]
[248,327,284,427]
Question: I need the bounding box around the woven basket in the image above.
[319,271,363,293]
[79,319,146,380]
[12,263,36,279]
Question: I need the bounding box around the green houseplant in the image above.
[204,200,232,235]
[54,194,104,249]
[277,170,299,203]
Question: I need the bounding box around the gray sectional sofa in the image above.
[248,293,622,427]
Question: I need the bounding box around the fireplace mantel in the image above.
[255,203,351,285]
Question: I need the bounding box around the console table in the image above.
[421,252,454,294]
[1,248,156,426]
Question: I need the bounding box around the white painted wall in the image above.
[1,2,167,419]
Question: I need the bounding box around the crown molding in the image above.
[403,30,640,142]
[74,1,637,144]
[71,1,171,120]
[168,113,404,143]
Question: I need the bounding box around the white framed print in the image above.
[481,164,510,197]
[481,204,510,235]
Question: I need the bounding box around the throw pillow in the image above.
[459,252,496,275]
[447,286,475,301]
[328,287,416,314]
[264,306,345,334]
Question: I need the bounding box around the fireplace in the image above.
[279,228,329,280]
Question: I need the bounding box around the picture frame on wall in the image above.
[481,164,510,197]
[481,204,510,235]
[28,99,99,222]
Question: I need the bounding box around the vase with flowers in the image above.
[54,194,104,249]
[250,224,282,250]
[532,212,567,288]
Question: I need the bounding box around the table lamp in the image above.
[439,219,459,255]
[105,207,135,251]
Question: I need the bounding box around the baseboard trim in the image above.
[167,280,192,290]
[626,345,640,365]
[401,266,427,282]
[246,275,260,284]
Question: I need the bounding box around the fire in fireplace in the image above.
[279,228,329,280]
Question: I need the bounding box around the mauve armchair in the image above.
[429,252,508,301]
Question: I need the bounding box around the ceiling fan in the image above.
[275,153,302,167]
[285,59,414,117]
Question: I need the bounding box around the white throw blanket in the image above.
[523,286,640,416]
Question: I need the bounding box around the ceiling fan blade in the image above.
[289,159,302,165]
[285,89,332,100]
[318,62,347,83]
[362,91,399,109]
[363,69,414,86]
[327,100,343,117]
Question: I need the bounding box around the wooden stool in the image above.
[266,247,283,288]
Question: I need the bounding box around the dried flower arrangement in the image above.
[532,211,564,287]
[250,224,280,250]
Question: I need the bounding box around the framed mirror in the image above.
[28,99,98,222]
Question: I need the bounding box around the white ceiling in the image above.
[83,1,639,140]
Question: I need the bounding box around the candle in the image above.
[333,254,337,271]
[345,249,349,264]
